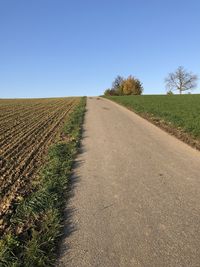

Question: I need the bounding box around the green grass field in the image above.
[106,95,200,139]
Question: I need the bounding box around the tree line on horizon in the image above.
[104,75,143,96]
[104,67,198,96]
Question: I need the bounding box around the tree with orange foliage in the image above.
[122,76,143,95]
[104,75,143,96]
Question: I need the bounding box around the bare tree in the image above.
[165,66,198,94]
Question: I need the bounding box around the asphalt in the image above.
[57,97,200,267]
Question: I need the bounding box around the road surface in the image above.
[57,97,200,267]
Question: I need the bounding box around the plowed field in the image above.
[0,97,80,232]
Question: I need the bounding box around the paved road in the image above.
[58,97,200,267]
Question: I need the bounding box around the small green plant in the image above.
[166,90,174,95]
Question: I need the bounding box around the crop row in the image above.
[0,97,80,233]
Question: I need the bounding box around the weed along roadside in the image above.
[0,97,86,267]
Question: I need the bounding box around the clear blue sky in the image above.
[0,0,199,98]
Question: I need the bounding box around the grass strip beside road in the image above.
[0,97,86,267]
[105,95,200,149]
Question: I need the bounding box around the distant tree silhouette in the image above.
[165,66,198,94]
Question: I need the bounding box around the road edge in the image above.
[102,97,200,152]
